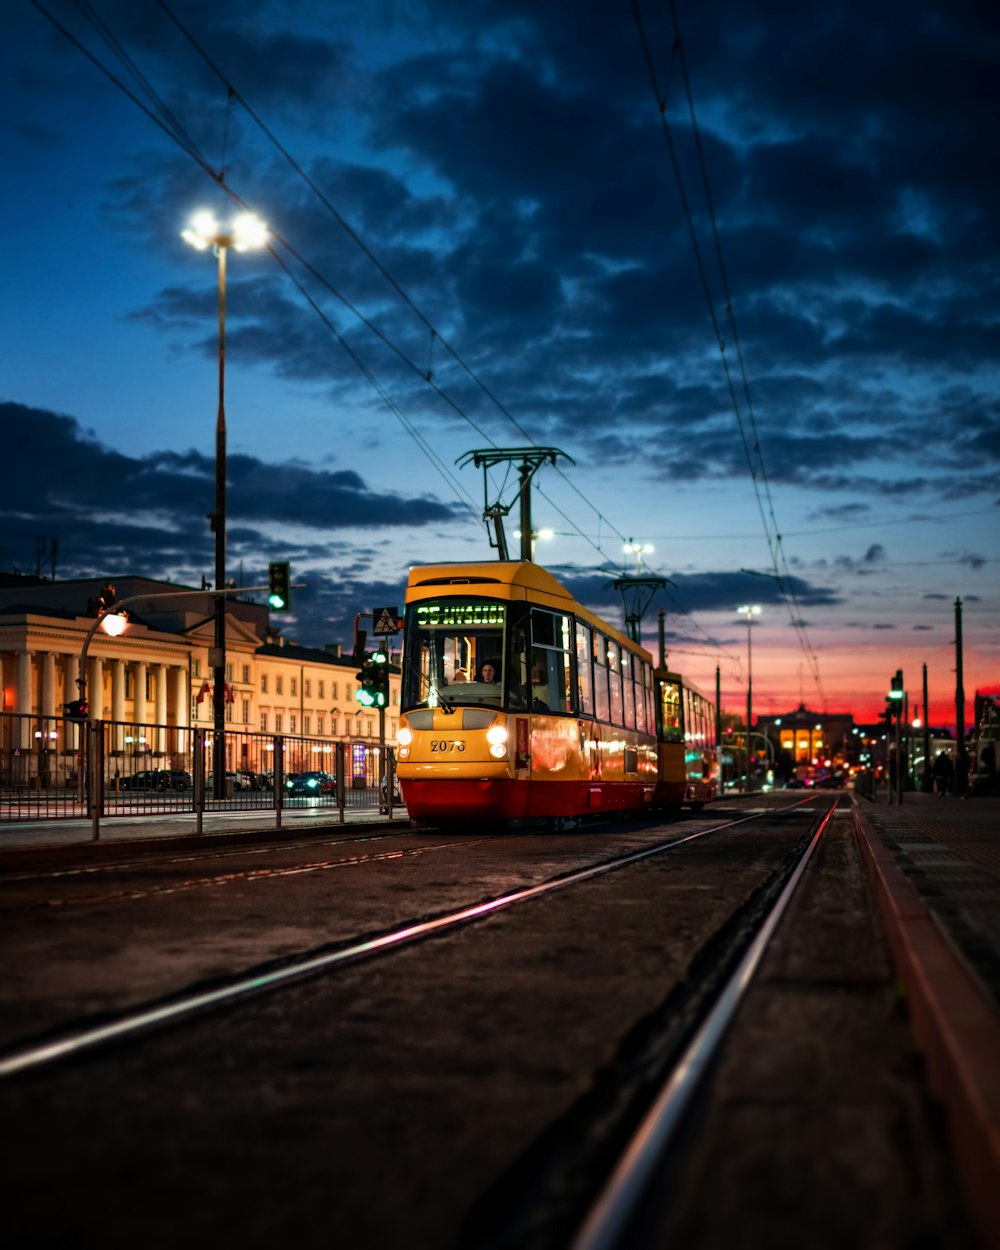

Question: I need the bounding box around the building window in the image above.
[275,713,283,733]
[331,682,338,700]
[290,677,297,697]
[330,715,338,737]
[225,703,233,722]
[317,714,325,736]
[241,700,250,725]
[242,665,250,684]
[318,680,325,699]
[261,674,268,693]
[289,714,297,734]
[260,711,269,732]
[276,675,283,695]
[226,662,233,681]
[304,679,311,698]
[193,659,201,678]
[303,715,311,735]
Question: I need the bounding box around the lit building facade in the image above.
[756,704,857,770]
[0,575,400,772]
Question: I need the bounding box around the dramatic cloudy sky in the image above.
[3,0,998,725]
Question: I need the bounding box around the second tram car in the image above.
[396,561,716,823]
[652,669,718,810]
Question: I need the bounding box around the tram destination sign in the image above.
[415,602,506,628]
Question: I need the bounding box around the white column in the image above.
[16,651,32,748]
[38,653,58,768]
[64,654,81,752]
[174,666,190,729]
[111,659,126,753]
[133,661,148,729]
[88,658,104,720]
[40,652,57,719]
[155,664,168,754]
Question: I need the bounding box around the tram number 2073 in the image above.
[429,739,466,753]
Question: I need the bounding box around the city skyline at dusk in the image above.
[3,1,997,727]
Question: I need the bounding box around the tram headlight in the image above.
[397,727,412,746]
[486,724,508,759]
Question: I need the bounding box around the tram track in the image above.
[5,793,942,1250]
[0,800,817,1081]
[1,834,477,910]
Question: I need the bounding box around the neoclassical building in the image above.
[0,574,399,777]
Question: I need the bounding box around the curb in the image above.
[850,798,1000,1248]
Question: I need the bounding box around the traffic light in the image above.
[370,649,389,707]
[64,699,89,723]
[267,561,291,612]
[354,650,389,708]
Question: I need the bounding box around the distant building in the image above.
[755,704,856,768]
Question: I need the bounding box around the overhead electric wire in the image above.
[36,0,726,662]
[153,0,643,576]
[630,0,827,702]
[31,0,486,525]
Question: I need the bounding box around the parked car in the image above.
[284,771,336,796]
[121,769,193,791]
[206,770,253,792]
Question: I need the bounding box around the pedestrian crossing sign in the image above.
[373,606,400,635]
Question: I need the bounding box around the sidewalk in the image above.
[851,791,1000,1249]
[0,803,411,862]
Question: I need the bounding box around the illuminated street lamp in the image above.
[182,210,268,796]
[737,604,761,791]
[623,538,654,571]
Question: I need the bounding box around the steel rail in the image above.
[0,799,817,1081]
[570,799,840,1250]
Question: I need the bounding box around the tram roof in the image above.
[405,560,647,658]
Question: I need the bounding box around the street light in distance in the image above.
[182,209,269,797]
[737,604,762,791]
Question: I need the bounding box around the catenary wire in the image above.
[36,0,734,665]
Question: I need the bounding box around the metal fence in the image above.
[0,712,397,832]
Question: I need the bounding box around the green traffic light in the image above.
[267,561,291,613]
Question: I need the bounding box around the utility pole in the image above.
[922,663,932,792]
[955,597,967,795]
[715,665,723,797]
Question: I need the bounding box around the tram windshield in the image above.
[402,598,507,709]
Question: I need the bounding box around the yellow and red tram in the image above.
[652,669,718,810]
[395,561,716,823]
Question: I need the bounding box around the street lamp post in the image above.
[737,604,761,791]
[182,210,268,798]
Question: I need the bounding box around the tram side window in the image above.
[507,619,529,709]
[575,622,594,717]
[660,679,683,743]
[608,644,624,726]
[529,609,573,714]
[593,633,610,722]
[622,650,635,728]
[634,662,648,735]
